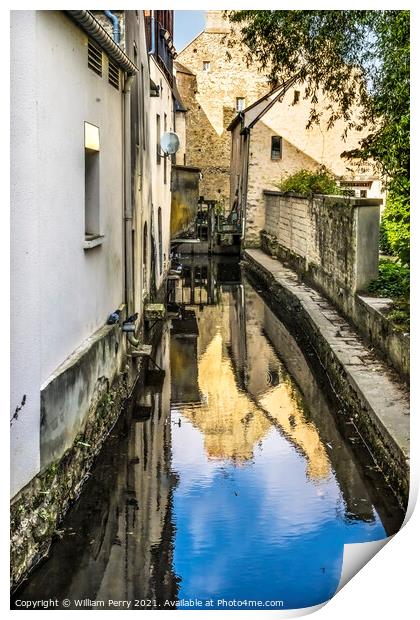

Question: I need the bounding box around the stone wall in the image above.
[263,191,380,292]
[176,11,269,203]
[244,126,321,247]
[10,306,152,588]
[243,250,409,507]
[261,191,409,380]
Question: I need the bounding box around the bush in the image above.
[379,218,394,256]
[368,260,410,300]
[381,193,410,265]
[275,167,343,197]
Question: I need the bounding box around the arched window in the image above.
[158,207,162,274]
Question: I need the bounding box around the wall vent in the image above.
[88,40,102,77]
[108,59,120,90]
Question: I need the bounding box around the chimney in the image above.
[204,10,230,34]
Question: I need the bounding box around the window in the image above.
[236,97,245,112]
[158,208,163,274]
[84,122,100,239]
[203,61,210,72]
[293,90,300,104]
[360,190,367,198]
[271,136,282,160]
[108,58,120,90]
[88,40,102,76]
[156,114,161,164]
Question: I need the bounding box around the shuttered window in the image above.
[108,59,120,90]
[88,40,102,77]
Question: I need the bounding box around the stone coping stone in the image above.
[244,249,409,499]
[262,189,382,207]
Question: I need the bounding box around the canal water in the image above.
[13,258,404,611]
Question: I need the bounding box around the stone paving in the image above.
[244,249,410,501]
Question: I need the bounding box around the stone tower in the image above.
[204,10,230,33]
[175,12,269,204]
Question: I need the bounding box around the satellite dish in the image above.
[160,131,180,155]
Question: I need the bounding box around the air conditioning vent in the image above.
[108,59,120,90]
[88,40,102,76]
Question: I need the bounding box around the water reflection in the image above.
[169,261,403,608]
[13,258,404,611]
[13,327,178,609]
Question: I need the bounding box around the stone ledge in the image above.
[243,248,409,507]
[263,190,383,207]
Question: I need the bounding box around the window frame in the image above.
[271,136,283,161]
[236,97,245,112]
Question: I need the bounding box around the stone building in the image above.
[175,10,270,205]
[228,84,384,247]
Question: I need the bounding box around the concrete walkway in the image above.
[244,249,409,505]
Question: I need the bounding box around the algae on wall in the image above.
[10,369,133,589]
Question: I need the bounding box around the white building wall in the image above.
[11,10,125,497]
[128,16,153,317]
[11,10,41,498]
[149,57,174,294]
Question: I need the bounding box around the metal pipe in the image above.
[148,10,156,55]
[126,332,140,348]
[104,10,120,44]
[124,73,135,315]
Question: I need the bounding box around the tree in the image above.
[228,10,410,263]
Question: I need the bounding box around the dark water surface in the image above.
[13,259,404,610]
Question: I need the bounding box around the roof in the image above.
[66,10,138,75]
[174,60,195,77]
[172,78,187,112]
[176,30,204,56]
[227,75,299,132]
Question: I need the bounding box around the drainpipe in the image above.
[104,10,120,44]
[124,73,135,321]
[242,130,251,241]
[148,10,156,55]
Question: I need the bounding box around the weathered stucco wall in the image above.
[11,10,125,498]
[261,191,409,380]
[170,165,201,238]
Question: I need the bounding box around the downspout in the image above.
[104,11,120,44]
[148,10,156,55]
[124,73,136,319]
[242,129,251,241]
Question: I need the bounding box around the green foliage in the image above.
[275,168,343,196]
[379,218,394,256]
[381,193,410,265]
[368,259,410,331]
[228,10,410,259]
[368,260,409,300]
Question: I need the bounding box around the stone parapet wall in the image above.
[261,191,408,381]
[264,191,381,293]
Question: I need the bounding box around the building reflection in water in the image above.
[172,261,331,481]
